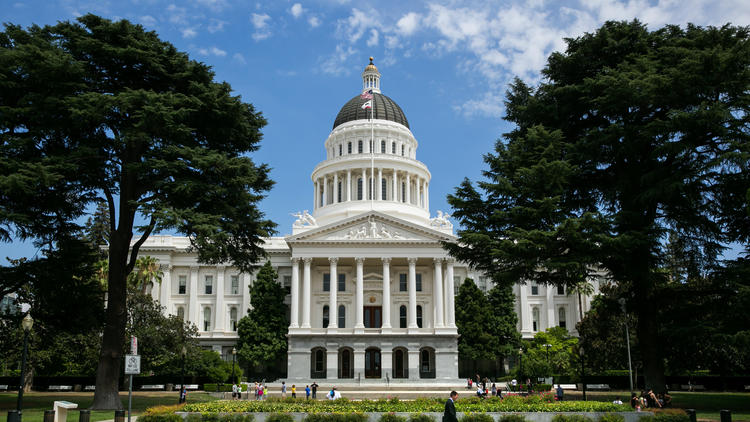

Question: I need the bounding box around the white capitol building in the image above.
[138,59,601,382]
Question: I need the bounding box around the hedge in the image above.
[304,413,369,422]
[498,415,527,422]
[551,415,593,422]
[460,414,494,422]
[409,415,436,422]
[266,414,294,422]
[598,415,624,422]
[640,409,689,422]
[182,396,628,413]
[379,415,407,422]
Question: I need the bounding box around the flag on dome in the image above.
[361,100,372,109]
[360,89,373,100]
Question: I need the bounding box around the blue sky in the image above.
[2,0,749,260]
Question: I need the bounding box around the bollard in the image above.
[720,410,731,422]
[114,410,125,422]
[43,410,55,422]
[78,410,90,422]
[7,410,20,422]
[686,409,697,422]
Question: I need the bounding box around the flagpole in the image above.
[370,95,375,211]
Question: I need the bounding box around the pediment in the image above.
[285,212,455,244]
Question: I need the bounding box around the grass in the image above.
[0,392,218,422]
[560,391,750,422]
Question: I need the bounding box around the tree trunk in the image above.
[636,291,667,393]
[91,235,129,409]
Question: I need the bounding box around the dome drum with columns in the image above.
[132,59,600,382]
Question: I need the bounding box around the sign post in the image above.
[124,337,140,422]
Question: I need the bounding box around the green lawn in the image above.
[0,392,218,422]
[561,391,750,422]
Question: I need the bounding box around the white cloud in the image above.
[233,53,246,64]
[308,16,321,28]
[196,46,227,57]
[251,13,272,41]
[207,19,227,33]
[290,3,304,19]
[139,15,157,27]
[367,29,379,47]
[193,0,228,12]
[181,27,198,38]
[336,8,379,44]
[166,4,187,25]
[320,44,357,76]
[396,12,420,36]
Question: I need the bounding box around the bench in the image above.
[48,385,73,392]
[53,400,78,422]
[586,384,611,391]
[84,385,96,391]
[554,384,578,390]
[140,384,165,391]
[175,384,199,390]
[0,385,8,391]
[744,385,750,391]
[680,384,705,391]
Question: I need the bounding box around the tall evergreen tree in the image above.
[236,262,288,377]
[455,279,502,367]
[0,15,274,408]
[447,21,750,392]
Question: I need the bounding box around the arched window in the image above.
[381,140,386,153]
[532,307,540,332]
[357,178,363,200]
[176,306,185,321]
[381,178,387,200]
[323,305,330,328]
[338,144,342,156]
[401,182,406,202]
[338,305,346,328]
[358,140,363,153]
[348,142,352,154]
[401,144,405,156]
[393,348,407,378]
[417,305,423,328]
[230,307,238,331]
[419,348,436,378]
[203,307,211,331]
[399,305,407,328]
[337,181,342,203]
[558,307,567,329]
[339,348,353,378]
[391,142,396,154]
[311,348,326,378]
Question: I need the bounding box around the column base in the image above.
[407,327,420,335]
[380,326,392,334]
[327,327,338,334]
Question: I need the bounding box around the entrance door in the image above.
[364,348,381,378]
[393,349,407,378]
[364,306,382,328]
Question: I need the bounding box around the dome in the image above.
[332,92,410,130]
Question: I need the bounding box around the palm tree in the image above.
[567,279,594,321]
[129,256,163,295]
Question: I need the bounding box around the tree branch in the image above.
[126,215,156,274]
[103,187,116,236]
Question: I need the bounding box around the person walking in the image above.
[311,381,318,399]
[292,384,297,398]
[179,385,187,404]
[443,391,458,422]
[282,381,287,398]
[305,385,311,400]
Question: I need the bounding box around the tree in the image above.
[455,279,501,365]
[486,284,522,360]
[1,15,275,408]
[236,262,287,377]
[447,21,750,392]
[567,280,594,321]
[128,256,163,295]
[520,327,579,379]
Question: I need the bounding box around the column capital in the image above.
[407,257,418,265]
[328,257,339,264]
[190,265,199,271]
[291,257,301,264]
[216,264,226,270]
[444,257,456,264]
[161,264,173,271]
[302,257,313,264]
[355,257,366,264]
[381,257,392,264]
[433,257,444,265]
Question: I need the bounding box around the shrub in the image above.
[551,415,593,422]
[641,409,689,422]
[266,414,295,422]
[380,414,407,422]
[220,415,256,422]
[202,414,219,422]
[536,384,552,392]
[598,415,624,422]
[497,415,526,422]
[409,414,436,422]
[305,414,368,422]
[460,414,494,422]
[139,414,183,422]
[186,414,202,422]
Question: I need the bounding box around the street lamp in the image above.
[231,347,237,385]
[179,345,187,403]
[580,345,587,401]
[543,343,552,376]
[619,298,634,393]
[10,314,34,422]
[518,347,524,384]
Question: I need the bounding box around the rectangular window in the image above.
[381,179,387,200]
[323,273,330,292]
[231,275,239,294]
[401,183,405,202]
[339,144,342,156]
[364,306,382,328]
[392,143,396,154]
[337,274,346,292]
[401,145,404,156]
[178,275,187,294]
[358,140,363,153]
[348,142,352,154]
[381,140,386,153]
[557,285,565,295]
[357,178,363,200]
[337,182,342,203]
[204,275,213,294]
[531,284,539,295]
[399,273,407,291]
[416,274,422,292]
[454,276,461,295]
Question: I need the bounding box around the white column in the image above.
[425,183,429,210]
[433,258,444,328]
[322,176,328,206]
[421,180,427,208]
[392,169,398,202]
[241,272,251,317]
[214,265,225,332]
[189,266,199,324]
[333,173,339,203]
[546,284,555,330]
[381,258,392,331]
[328,257,338,329]
[362,168,367,200]
[519,283,530,333]
[301,258,312,328]
[347,170,352,201]
[408,258,418,329]
[290,258,300,328]
[355,257,365,330]
[445,258,456,327]
[405,173,411,204]
[160,265,172,312]
[314,179,319,209]
[378,168,383,201]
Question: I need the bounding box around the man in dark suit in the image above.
[443,390,458,422]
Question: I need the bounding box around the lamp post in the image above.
[179,345,187,403]
[543,343,552,378]
[580,345,587,401]
[231,347,237,385]
[518,347,524,384]
[619,298,634,393]
[12,314,34,422]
